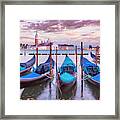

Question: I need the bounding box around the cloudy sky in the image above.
[20,20,100,47]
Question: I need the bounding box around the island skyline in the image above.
[20,20,100,48]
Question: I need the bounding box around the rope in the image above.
[82,67,94,81]
[56,81,63,96]
[45,74,54,79]
[83,75,92,80]
[46,74,63,97]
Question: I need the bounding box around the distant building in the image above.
[52,44,58,50]
[29,42,53,50]
[20,43,29,49]
[58,44,74,50]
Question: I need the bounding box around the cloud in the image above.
[20,20,100,46]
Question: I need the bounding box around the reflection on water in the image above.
[20,54,100,100]
[84,81,100,100]
[20,74,100,100]
[57,81,77,100]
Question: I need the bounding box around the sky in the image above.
[20,20,100,48]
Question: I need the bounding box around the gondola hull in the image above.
[59,76,76,89]
[58,80,77,100]
[58,72,77,91]
[20,66,32,76]
[87,79,100,87]
[84,74,100,87]
[20,72,52,88]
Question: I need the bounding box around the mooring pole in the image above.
[36,47,38,67]
[75,46,77,72]
[50,42,52,77]
[95,46,100,65]
[81,42,83,97]
[55,47,58,99]
[35,31,38,68]
[56,47,58,77]
[95,47,97,65]
[49,42,52,98]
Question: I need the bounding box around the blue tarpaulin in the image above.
[61,56,75,68]
[60,72,76,83]
[20,66,26,71]
[21,72,40,79]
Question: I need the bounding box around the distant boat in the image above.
[57,55,77,99]
[20,55,35,76]
[90,51,100,64]
[20,55,55,88]
[89,44,100,64]
[81,56,100,86]
[90,51,96,60]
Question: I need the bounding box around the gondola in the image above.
[57,55,77,99]
[20,55,35,76]
[89,45,100,64]
[81,56,100,86]
[90,51,96,60]
[20,55,55,88]
[90,51,100,64]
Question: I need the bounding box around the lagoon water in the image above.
[20,50,100,100]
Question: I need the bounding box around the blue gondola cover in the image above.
[20,55,35,68]
[35,55,55,74]
[60,72,76,83]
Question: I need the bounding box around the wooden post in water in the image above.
[35,31,38,68]
[75,46,77,72]
[55,47,58,99]
[50,42,52,76]
[81,42,83,97]
[56,47,58,78]
[95,47,97,65]
[49,42,52,98]
[36,47,38,67]
[95,46,100,65]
